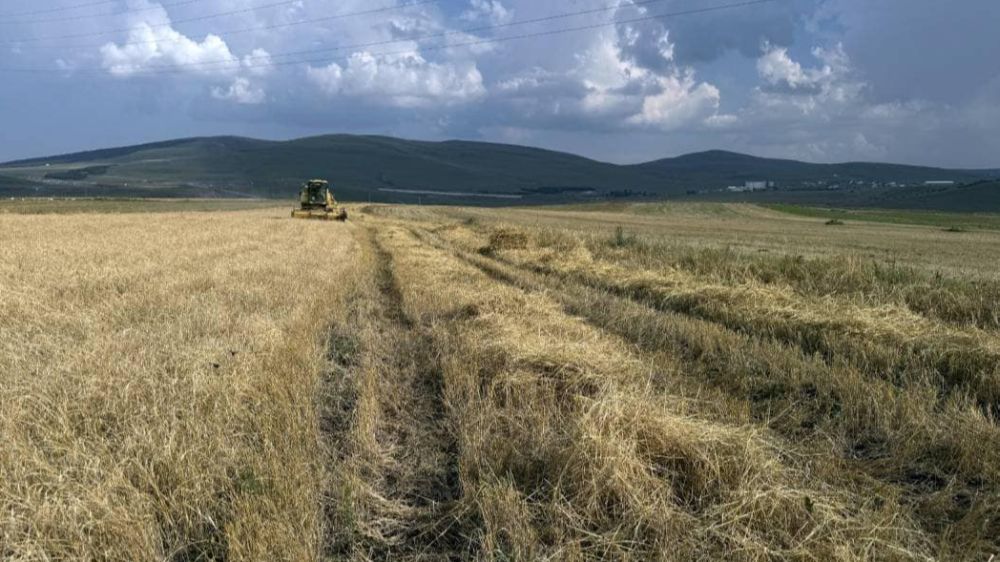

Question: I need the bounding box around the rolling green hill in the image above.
[865,180,1000,212]
[0,135,664,201]
[764,203,1000,230]
[678,179,1000,212]
[1,135,996,207]
[635,150,991,186]
[0,173,43,191]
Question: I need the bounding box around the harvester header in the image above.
[291,179,348,221]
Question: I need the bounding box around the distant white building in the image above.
[727,181,773,193]
[745,181,768,190]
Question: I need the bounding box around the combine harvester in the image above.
[291,179,348,221]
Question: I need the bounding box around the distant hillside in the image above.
[0,173,42,191]
[0,135,664,202]
[681,180,1000,213]
[635,150,990,186]
[867,180,1000,212]
[1,135,996,206]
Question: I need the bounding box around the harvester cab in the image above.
[291,179,348,221]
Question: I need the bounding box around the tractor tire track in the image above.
[322,225,463,561]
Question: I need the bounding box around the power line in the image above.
[32,0,441,50]
[1,0,305,41]
[0,0,776,75]
[0,0,120,19]
[116,0,735,71]
[256,0,781,72]
[0,0,201,24]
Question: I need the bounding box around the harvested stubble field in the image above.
[2,200,999,560]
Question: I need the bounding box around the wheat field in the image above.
[0,209,356,559]
[2,201,998,560]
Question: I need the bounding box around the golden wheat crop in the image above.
[0,209,355,560]
[3,201,998,560]
[360,203,1000,559]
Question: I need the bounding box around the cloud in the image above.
[815,0,1000,105]
[96,1,274,104]
[486,20,720,132]
[752,43,863,115]
[461,0,513,25]
[757,43,853,97]
[4,0,1000,168]
[613,1,674,73]
[757,45,822,92]
[627,71,720,129]
[651,0,813,64]
[212,77,265,104]
[385,6,498,57]
[704,43,921,162]
[307,51,485,107]
[99,1,240,77]
[242,49,273,76]
[101,26,237,76]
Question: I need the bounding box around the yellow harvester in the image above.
[291,179,348,221]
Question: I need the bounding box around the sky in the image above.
[1,0,998,167]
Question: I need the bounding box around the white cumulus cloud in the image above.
[98,1,276,80]
[307,51,485,108]
[757,43,858,100]
[99,0,240,79]
[242,49,273,76]
[461,0,513,25]
[212,77,265,104]
[628,72,721,130]
[718,43,907,161]
[494,27,720,132]
[101,25,237,76]
[98,1,272,102]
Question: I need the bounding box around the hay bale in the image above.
[481,227,528,254]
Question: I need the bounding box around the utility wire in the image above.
[33,0,440,50]
[0,0,120,19]
[0,0,775,74]
[1,0,305,41]
[0,0,203,24]
[255,0,780,71]
[123,0,742,70]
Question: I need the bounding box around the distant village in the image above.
[723,179,957,193]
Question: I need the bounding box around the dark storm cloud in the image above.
[651,0,814,64]
[613,2,673,72]
[823,0,1000,105]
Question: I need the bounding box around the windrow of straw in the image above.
[410,224,1000,558]
[583,236,1000,331]
[375,221,931,560]
[435,223,1000,415]
[425,205,1000,331]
